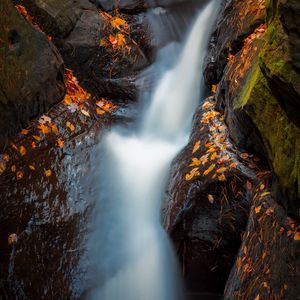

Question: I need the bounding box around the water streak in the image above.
[87,2,219,299]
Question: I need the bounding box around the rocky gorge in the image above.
[0,0,299,299]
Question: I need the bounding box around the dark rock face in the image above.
[0,0,65,149]
[163,97,257,294]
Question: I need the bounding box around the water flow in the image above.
[88,2,219,300]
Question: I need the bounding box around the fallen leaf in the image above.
[208,194,214,204]
[189,158,201,167]
[11,165,16,172]
[117,33,126,47]
[218,174,226,182]
[19,146,26,156]
[0,163,6,175]
[51,124,59,135]
[111,16,126,29]
[29,165,35,171]
[2,154,10,162]
[211,85,217,93]
[31,141,36,149]
[37,124,50,134]
[216,167,227,174]
[294,232,300,241]
[203,164,216,176]
[185,168,200,181]
[8,233,18,245]
[96,107,106,115]
[39,114,51,124]
[202,101,214,110]
[255,205,262,214]
[211,152,218,160]
[57,138,64,148]
[45,169,52,177]
[16,171,24,180]
[21,129,29,135]
[32,135,41,141]
[254,295,260,300]
[66,121,75,132]
[261,191,270,198]
[229,162,238,168]
[81,109,90,117]
[192,141,201,154]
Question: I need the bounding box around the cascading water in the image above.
[87,1,219,299]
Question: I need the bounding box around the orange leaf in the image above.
[16,171,24,180]
[0,163,6,175]
[294,232,300,241]
[11,165,16,172]
[51,124,59,135]
[255,205,262,214]
[192,141,201,154]
[37,124,50,134]
[218,174,226,182]
[117,33,126,47]
[111,16,126,29]
[216,167,227,174]
[211,152,218,160]
[45,169,52,177]
[57,138,64,148]
[21,129,29,135]
[32,135,41,141]
[185,168,200,181]
[96,107,106,115]
[19,146,27,156]
[189,158,201,167]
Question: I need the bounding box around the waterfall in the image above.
[87,1,220,299]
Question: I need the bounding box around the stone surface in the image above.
[0,0,65,149]
[163,97,258,294]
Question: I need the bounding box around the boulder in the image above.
[0,0,65,149]
[163,97,257,294]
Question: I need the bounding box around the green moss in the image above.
[234,61,300,200]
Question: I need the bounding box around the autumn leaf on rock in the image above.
[81,109,90,117]
[32,135,41,141]
[57,138,64,148]
[8,233,18,245]
[185,168,200,181]
[39,115,51,124]
[0,163,6,175]
[202,101,214,110]
[45,169,52,177]
[66,121,75,132]
[96,107,106,115]
[19,146,26,156]
[218,174,226,182]
[37,124,50,134]
[51,124,59,135]
[192,141,201,154]
[294,232,300,241]
[203,164,215,176]
[117,33,126,47]
[208,194,214,204]
[111,17,126,29]
[16,171,24,180]
[189,158,201,167]
[29,165,35,171]
[211,152,218,160]
[255,205,262,214]
[21,129,29,135]
[216,167,227,174]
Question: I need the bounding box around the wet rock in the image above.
[162,97,257,294]
[0,0,65,150]
[204,0,266,86]
[13,0,96,39]
[225,177,300,300]
[62,10,151,99]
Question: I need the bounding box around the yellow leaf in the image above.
[45,169,52,177]
[216,167,227,174]
[32,135,41,141]
[207,146,216,153]
[211,152,218,160]
[218,174,226,182]
[203,164,215,176]
[200,154,209,165]
[51,124,59,135]
[11,165,16,172]
[189,158,201,167]
[185,168,200,181]
[261,192,270,198]
[208,194,214,204]
[37,124,50,134]
[96,107,106,115]
[192,141,201,154]
[255,205,262,214]
[211,84,217,93]
[229,162,238,168]
[64,94,73,105]
[21,129,29,135]
[81,109,90,117]
[294,232,300,241]
[111,16,126,29]
[66,121,75,132]
[29,165,35,171]
[19,146,26,156]
[202,101,214,110]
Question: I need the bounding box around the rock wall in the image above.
[0,0,65,149]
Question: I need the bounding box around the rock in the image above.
[162,97,257,294]
[0,0,65,150]
[225,176,300,300]
[61,10,152,99]
[13,0,96,39]
[204,0,266,86]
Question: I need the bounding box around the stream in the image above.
[86,1,220,299]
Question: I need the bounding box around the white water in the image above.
[87,2,219,299]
